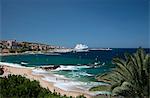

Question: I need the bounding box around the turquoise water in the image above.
[1,49,149,82]
[0,54,93,66]
[0,51,113,82]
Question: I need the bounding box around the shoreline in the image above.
[0,53,31,56]
[1,62,112,98]
[0,52,49,56]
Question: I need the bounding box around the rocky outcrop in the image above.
[40,65,60,70]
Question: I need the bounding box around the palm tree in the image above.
[96,48,150,98]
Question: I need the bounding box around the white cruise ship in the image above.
[73,44,89,52]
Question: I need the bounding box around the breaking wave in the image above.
[53,65,90,71]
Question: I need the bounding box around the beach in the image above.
[1,62,112,98]
[1,49,144,98]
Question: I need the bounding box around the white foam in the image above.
[0,62,31,69]
[21,62,28,65]
[40,72,111,96]
[42,75,109,93]
[32,69,48,74]
[53,65,90,71]
[54,82,79,91]
[42,76,80,91]
[42,76,58,83]
[53,74,67,79]
[80,72,93,76]
[69,71,93,77]
[54,65,77,71]
[0,62,111,95]
[76,66,90,69]
[53,80,111,96]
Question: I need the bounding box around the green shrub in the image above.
[0,75,86,98]
[89,85,110,91]
[0,68,4,75]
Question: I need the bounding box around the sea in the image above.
[0,48,149,94]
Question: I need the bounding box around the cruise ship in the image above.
[73,44,89,52]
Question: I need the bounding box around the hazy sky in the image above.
[1,0,149,48]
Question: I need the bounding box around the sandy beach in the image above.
[0,63,113,98]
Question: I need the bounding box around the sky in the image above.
[0,0,149,48]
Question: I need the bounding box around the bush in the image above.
[89,85,110,91]
[0,75,86,98]
[76,95,86,98]
[0,68,4,75]
[0,75,64,98]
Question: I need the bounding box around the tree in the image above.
[96,48,150,98]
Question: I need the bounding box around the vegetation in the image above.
[76,95,86,98]
[0,66,4,75]
[96,48,150,98]
[0,75,86,98]
[89,85,110,91]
